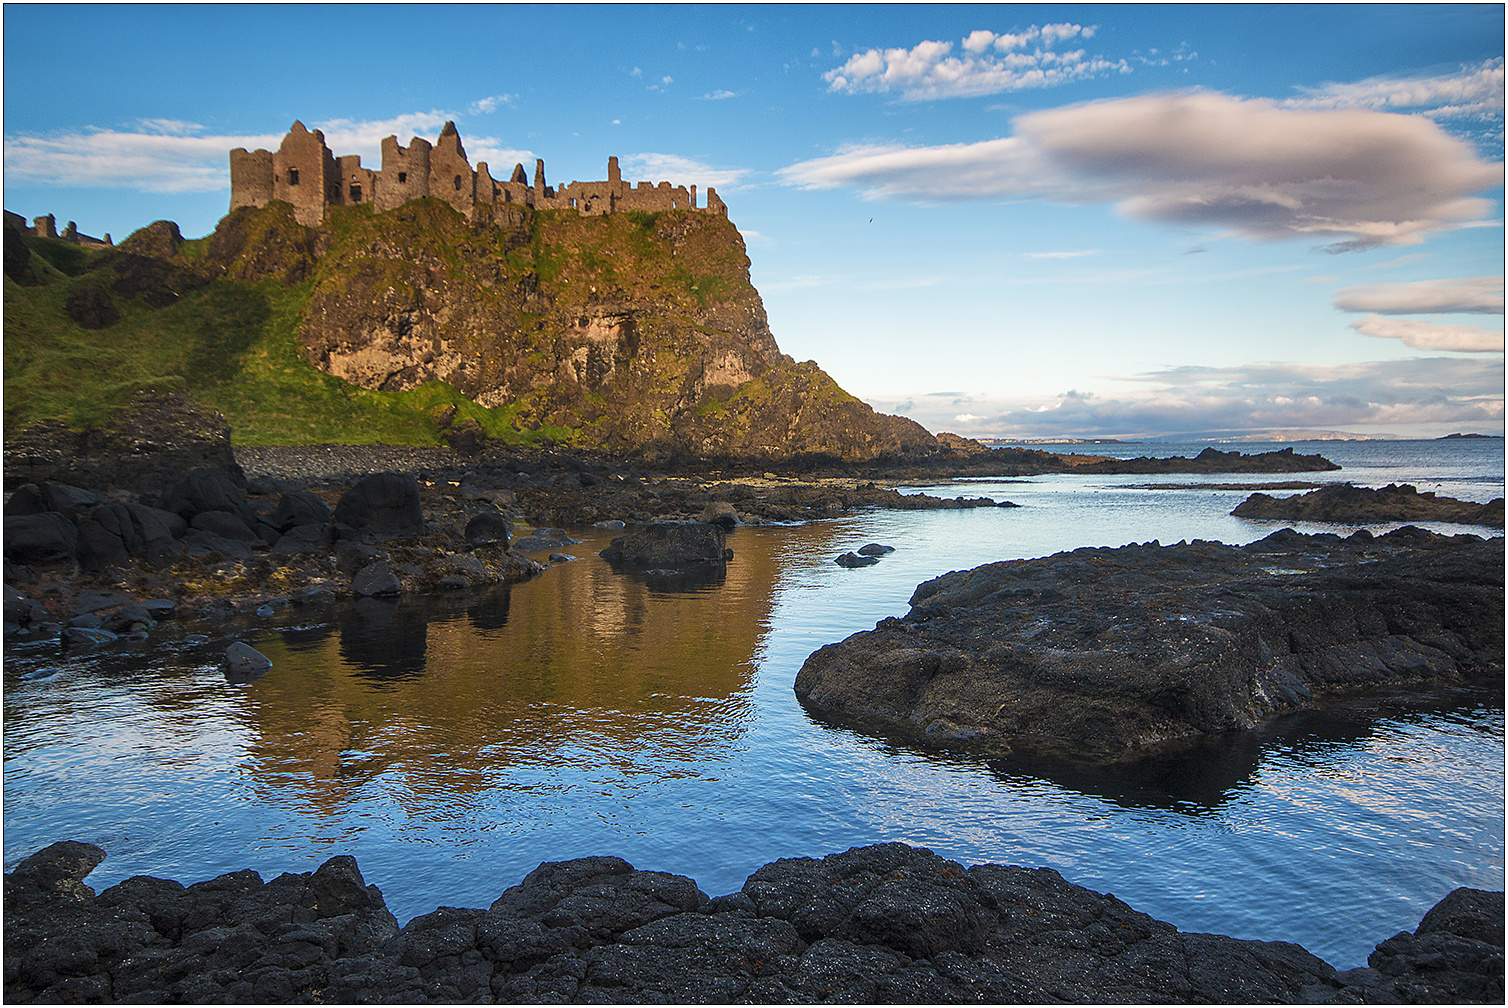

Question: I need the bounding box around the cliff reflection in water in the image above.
[235,529,776,817]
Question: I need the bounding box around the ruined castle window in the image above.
[454,174,463,191]
[397,172,407,184]
[350,183,362,203]
[287,167,299,186]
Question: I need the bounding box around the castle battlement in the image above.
[230,121,727,227]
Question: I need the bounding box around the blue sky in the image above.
[5,4,1503,439]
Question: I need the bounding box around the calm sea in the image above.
[3,438,1503,968]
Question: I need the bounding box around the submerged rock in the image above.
[600,522,733,566]
[795,528,1503,761]
[223,641,272,681]
[3,840,1498,1004]
[1233,482,1505,528]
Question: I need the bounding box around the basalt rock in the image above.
[1233,482,1505,528]
[794,528,1503,761]
[600,522,733,566]
[3,840,1499,1003]
[1072,446,1342,475]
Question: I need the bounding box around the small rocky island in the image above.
[1232,482,1505,528]
[4,839,1501,1003]
[795,527,1503,760]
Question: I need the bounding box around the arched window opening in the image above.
[454,174,463,191]
[350,183,362,203]
[397,171,407,184]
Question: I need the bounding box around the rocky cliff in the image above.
[196,199,937,462]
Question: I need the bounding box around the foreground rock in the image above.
[1233,482,1505,528]
[795,528,1503,760]
[600,522,733,566]
[4,840,1499,1004]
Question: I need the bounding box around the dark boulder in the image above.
[835,552,880,567]
[162,467,253,523]
[270,490,331,531]
[464,511,512,548]
[601,522,733,566]
[333,473,424,534]
[4,512,79,565]
[857,543,895,556]
[190,510,262,542]
[5,482,104,518]
[352,561,403,597]
[223,642,272,682]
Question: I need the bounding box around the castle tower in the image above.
[229,147,274,212]
[378,136,432,211]
[430,121,474,216]
[272,121,337,226]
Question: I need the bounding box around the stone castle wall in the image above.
[230,121,728,227]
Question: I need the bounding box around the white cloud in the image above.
[1285,59,1505,120]
[1349,315,1504,353]
[779,90,1502,249]
[621,153,749,191]
[700,90,738,101]
[468,94,516,115]
[2,112,536,194]
[1333,277,1504,315]
[824,24,1128,100]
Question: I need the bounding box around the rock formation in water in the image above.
[794,527,1503,760]
[1232,482,1505,528]
[3,839,1500,1003]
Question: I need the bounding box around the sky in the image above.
[4,3,1504,440]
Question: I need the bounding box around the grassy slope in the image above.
[4,227,564,447]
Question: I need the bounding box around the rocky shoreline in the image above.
[795,527,1504,761]
[1232,482,1505,528]
[5,839,1501,1004]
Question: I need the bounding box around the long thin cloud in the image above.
[1333,277,1504,315]
[779,90,1502,250]
[1348,315,1504,353]
[5,111,529,193]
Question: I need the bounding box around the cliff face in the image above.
[204,200,937,462]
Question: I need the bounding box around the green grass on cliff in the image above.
[3,231,562,447]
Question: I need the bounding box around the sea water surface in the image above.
[4,438,1503,968]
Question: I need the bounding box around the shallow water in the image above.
[3,439,1503,968]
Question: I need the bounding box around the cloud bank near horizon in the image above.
[2,111,534,194]
[782,83,1502,250]
[878,357,1504,439]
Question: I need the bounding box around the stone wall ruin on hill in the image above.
[230,121,728,228]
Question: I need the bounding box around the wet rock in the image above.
[1233,482,1505,528]
[352,561,402,597]
[63,626,117,649]
[162,467,253,524]
[700,501,739,528]
[5,840,1497,1004]
[4,482,104,518]
[463,511,512,548]
[601,522,733,566]
[223,641,272,681]
[190,510,262,542]
[857,543,895,555]
[269,490,331,531]
[796,529,1504,761]
[4,513,79,565]
[333,473,424,534]
[835,552,880,568]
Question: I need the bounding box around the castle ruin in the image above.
[230,121,727,227]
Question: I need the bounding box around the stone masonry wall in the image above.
[231,121,728,226]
